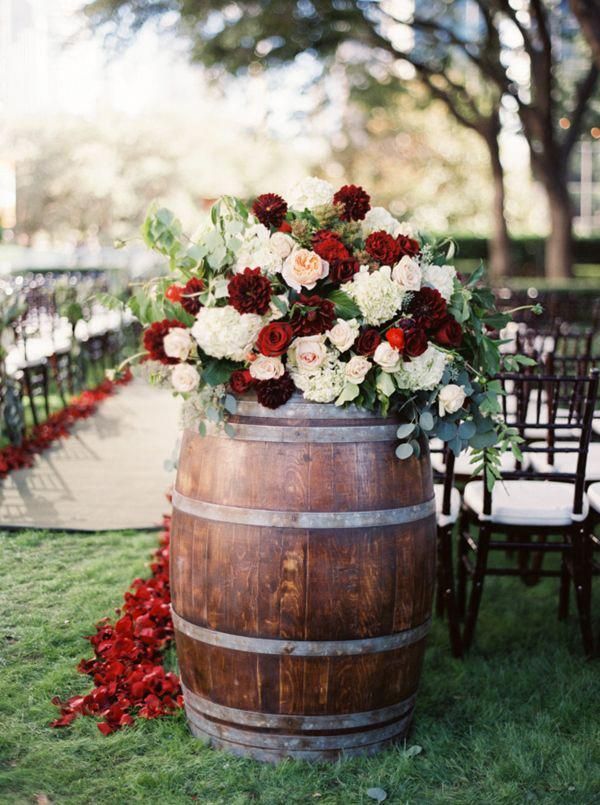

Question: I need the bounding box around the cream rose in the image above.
[171,363,200,393]
[282,248,329,292]
[392,255,421,291]
[249,355,285,381]
[163,327,193,361]
[269,231,294,259]
[373,341,402,373]
[344,355,371,384]
[290,335,327,372]
[438,384,466,416]
[327,318,359,352]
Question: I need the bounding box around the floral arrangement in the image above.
[117,177,532,486]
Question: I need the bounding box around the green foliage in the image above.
[2,525,600,803]
[323,289,361,320]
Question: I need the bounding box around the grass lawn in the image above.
[1,527,599,805]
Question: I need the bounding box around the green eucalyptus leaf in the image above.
[396,423,416,439]
[458,420,477,439]
[395,442,414,460]
[419,411,434,432]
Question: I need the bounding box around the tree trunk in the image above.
[544,183,574,281]
[484,133,513,284]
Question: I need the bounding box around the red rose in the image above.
[165,284,183,303]
[230,369,253,394]
[396,235,420,258]
[228,267,272,315]
[279,221,293,233]
[180,277,205,316]
[433,315,463,348]
[329,258,360,284]
[142,319,186,365]
[257,322,294,356]
[333,184,371,221]
[386,327,405,351]
[397,318,428,358]
[407,287,447,331]
[251,193,288,229]
[312,230,350,263]
[365,231,401,266]
[355,328,382,356]
[289,294,336,336]
[255,373,296,409]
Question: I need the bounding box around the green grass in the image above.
[1,528,599,805]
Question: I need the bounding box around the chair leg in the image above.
[571,525,594,657]
[558,551,570,620]
[437,524,463,658]
[462,523,491,652]
[457,523,468,619]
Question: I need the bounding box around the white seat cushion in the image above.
[526,441,600,481]
[434,485,461,528]
[588,482,600,513]
[593,420,600,437]
[463,480,588,526]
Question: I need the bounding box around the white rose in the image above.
[163,327,193,361]
[373,342,402,373]
[282,248,329,292]
[171,363,200,393]
[344,355,371,384]
[249,355,285,381]
[422,264,457,303]
[288,176,334,210]
[290,335,327,372]
[269,231,294,259]
[438,384,466,416]
[362,206,402,237]
[327,318,359,352]
[392,255,422,291]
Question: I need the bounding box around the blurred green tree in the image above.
[84,0,599,280]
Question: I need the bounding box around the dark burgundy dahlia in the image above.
[397,318,428,358]
[289,294,336,336]
[365,231,401,266]
[251,193,288,229]
[255,373,296,409]
[333,184,371,221]
[407,287,447,331]
[180,277,205,316]
[142,319,186,365]
[433,315,463,348]
[228,267,272,315]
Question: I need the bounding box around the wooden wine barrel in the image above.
[171,394,436,762]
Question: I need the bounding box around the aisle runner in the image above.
[52,515,182,734]
[0,380,180,531]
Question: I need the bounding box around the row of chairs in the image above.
[432,363,600,658]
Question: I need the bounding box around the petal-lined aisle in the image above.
[0,380,180,531]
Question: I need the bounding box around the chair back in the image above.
[485,369,599,518]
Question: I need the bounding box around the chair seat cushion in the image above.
[526,442,600,481]
[433,485,461,528]
[463,480,588,526]
[587,482,600,513]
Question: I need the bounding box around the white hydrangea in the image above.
[362,206,403,237]
[422,264,457,303]
[395,346,447,391]
[288,176,334,211]
[234,223,284,275]
[291,355,345,403]
[344,265,405,326]
[191,305,262,361]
